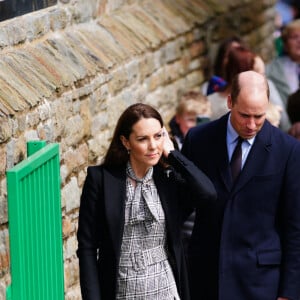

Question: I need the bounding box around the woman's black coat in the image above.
[77,150,216,300]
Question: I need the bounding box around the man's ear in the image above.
[227,94,233,110]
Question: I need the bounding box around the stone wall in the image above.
[0,0,277,298]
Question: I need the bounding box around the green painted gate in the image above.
[6,141,64,300]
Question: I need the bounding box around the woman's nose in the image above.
[148,138,157,149]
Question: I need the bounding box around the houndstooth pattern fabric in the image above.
[116,164,180,300]
[126,164,159,225]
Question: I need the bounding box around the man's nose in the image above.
[247,118,256,129]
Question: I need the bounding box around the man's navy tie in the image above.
[230,137,243,183]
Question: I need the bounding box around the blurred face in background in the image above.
[285,28,300,62]
[175,96,211,137]
[176,113,198,137]
[222,41,241,76]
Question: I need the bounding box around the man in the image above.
[266,19,300,105]
[182,71,300,300]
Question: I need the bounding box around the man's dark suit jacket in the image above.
[77,150,216,300]
[182,113,300,300]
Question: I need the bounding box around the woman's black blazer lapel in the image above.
[153,167,178,247]
[103,167,126,259]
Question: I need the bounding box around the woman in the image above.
[253,54,291,132]
[201,35,244,95]
[77,103,217,300]
[208,45,255,120]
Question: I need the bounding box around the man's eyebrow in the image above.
[239,112,265,117]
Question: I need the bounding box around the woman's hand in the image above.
[162,127,175,157]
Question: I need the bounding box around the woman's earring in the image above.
[127,149,130,155]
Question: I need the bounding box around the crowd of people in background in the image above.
[269,0,300,139]
[197,18,300,139]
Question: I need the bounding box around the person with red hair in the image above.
[208,45,255,120]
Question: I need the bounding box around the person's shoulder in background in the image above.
[287,88,300,124]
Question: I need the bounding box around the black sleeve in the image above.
[77,167,102,300]
[167,150,217,203]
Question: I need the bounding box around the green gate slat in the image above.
[6,142,64,300]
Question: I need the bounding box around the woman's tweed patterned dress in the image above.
[116,164,180,299]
